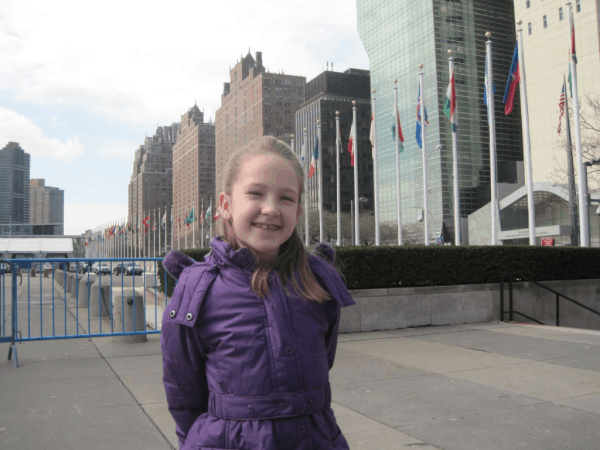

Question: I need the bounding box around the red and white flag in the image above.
[348,117,356,166]
[308,137,318,178]
[558,80,566,134]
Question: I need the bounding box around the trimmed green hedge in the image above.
[159,245,600,296]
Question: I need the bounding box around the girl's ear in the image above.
[220,192,232,220]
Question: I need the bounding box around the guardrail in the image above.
[2,258,168,368]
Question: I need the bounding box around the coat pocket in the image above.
[331,427,349,449]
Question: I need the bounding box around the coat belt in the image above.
[208,383,331,420]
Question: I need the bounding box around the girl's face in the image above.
[220,153,302,264]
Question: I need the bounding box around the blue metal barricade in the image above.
[3,257,169,368]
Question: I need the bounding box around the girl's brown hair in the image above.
[218,136,330,303]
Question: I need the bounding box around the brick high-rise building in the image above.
[128,125,177,252]
[172,104,215,248]
[30,179,64,235]
[0,142,31,235]
[215,51,306,195]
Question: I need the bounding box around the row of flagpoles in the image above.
[86,200,220,258]
[295,3,587,247]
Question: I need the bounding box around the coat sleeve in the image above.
[324,299,342,370]
[161,319,208,448]
[161,264,216,448]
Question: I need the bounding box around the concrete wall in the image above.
[340,279,600,333]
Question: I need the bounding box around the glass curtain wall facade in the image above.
[357,0,523,242]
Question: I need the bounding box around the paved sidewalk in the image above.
[2,293,600,449]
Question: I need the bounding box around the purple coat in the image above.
[161,237,355,450]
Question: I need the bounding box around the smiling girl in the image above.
[161,136,355,449]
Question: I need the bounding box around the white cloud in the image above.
[0,0,368,127]
[65,202,128,235]
[0,107,84,159]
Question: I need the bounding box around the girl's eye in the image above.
[282,197,295,202]
[248,192,262,196]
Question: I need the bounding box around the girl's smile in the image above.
[220,153,302,263]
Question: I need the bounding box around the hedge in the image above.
[158,245,600,297]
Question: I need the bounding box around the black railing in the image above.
[500,272,600,327]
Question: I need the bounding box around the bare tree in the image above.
[550,94,600,193]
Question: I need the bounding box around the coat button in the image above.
[297,425,306,434]
[247,405,254,413]
[279,402,286,409]
[185,313,193,321]
[169,310,176,318]
[285,347,294,355]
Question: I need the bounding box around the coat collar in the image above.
[207,236,257,272]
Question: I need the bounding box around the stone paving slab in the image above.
[330,355,430,385]
[331,374,541,428]
[447,361,600,401]
[397,402,600,450]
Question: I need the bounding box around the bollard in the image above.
[30,267,36,277]
[56,270,62,285]
[70,274,80,298]
[43,268,50,278]
[89,280,111,318]
[75,274,97,309]
[66,273,75,294]
[112,288,147,343]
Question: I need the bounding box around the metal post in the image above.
[352,101,360,246]
[393,80,403,245]
[448,50,461,246]
[335,112,341,246]
[486,32,498,245]
[317,119,324,243]
[372,90,380,246]
[419,66,429,246]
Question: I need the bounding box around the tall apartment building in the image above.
[0,142,31,235]
[357,0,523,243]
[514,0,600,189]
[128,125,177,248]
[172,104,215,246]
[295,68,373,218]
[215,51,306,195]
[30,179,64,235]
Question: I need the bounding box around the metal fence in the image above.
[1,258,168,368]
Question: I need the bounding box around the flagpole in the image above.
[372,90,381,246]
[158,207,161,255]
[393,80,403,245]
[209,197,213,242]
[352,101,360,245]
[317,119,324,243]
[419,65,430,246]
[563,75,578,246]
[517,20,537,245]
[448,51,461,246]
[192,195,196,248]
[153,208,156,257]
[567,3,588,247]
[201,199,204,248]
[303,128,309,246]
[485,32,499,245]
[335,112,341,246]
[177,205,180,251]
[184,205,188,250]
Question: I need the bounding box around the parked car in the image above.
[42,263,53,271]
[0,262,12,274]
[127,263,144,276]
[79,261,94,273]
[113,262,132,276]
[93,263,111,275]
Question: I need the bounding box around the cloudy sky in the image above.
[0,0,369,235]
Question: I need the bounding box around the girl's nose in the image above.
[261,196,279,216]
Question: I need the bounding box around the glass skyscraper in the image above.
[357,0,524,243]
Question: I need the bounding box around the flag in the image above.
[369,113,375,152]
[200,211,204,225]
[568,63,573,98]
[336,117,342,154]
[308,137,318,178]
[205,202,212,222]
[152,222,157,232]
[415,85,428,149]
[185,208,195,227]
[503,45,520,115]
[126,221,131,230]
[143,215,150,228]
[214,208,220,221]
[483,56,497,105]
[443,70,457,132]
[161,211,167,229]
[558,81,566,134]
[348,116,356,166]
[391,101,404,153]
[300,139,306,162]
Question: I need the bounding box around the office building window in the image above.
[526,0,530,8]
[559,7,563,20]
[576,0,581,12]
[528,22,532,35]
[543,15,547,28]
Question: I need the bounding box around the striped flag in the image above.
[570,11,577,64]
[348,116,356,166]
[415,85,428,149]
[503,45,520,115]
[308,137,318,178]
[443,70,457,132]
[557,80,566,135]
[391,100,404,153]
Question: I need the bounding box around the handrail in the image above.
[499,272,600,327]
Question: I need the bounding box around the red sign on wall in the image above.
[541,238,555,246]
